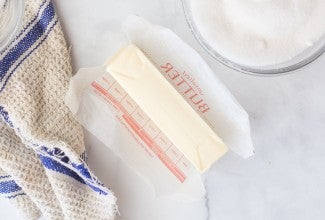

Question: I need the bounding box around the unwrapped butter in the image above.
[106,45,228,172]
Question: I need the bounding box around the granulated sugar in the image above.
[189,0,325,66]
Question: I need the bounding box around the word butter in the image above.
[106,45,228,172]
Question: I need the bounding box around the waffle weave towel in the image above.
[0,0,117,219]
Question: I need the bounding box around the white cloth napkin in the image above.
[0,0,117,219]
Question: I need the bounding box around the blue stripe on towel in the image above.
[0,2,55,81]
[39,154,108,195]
[0,175,10,179]
[0,180,22,194]
[0,18,58,92]
[39,154,85,184]
[0,106,13,127]
[0,0,48,55]
[6,193,26,199]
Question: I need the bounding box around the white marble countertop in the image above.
[2,0,325,219]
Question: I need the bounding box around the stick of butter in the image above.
[106,45,228,172]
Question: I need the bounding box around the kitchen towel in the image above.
[0,0,117,219]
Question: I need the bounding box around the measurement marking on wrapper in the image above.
[91,81,187,183]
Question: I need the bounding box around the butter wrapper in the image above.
[65,16,254,199]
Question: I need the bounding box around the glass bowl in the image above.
[182,0,325,75]
[0,0,24,52]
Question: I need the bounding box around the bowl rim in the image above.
[181,0,325,76]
